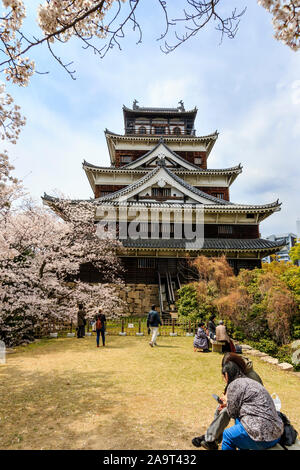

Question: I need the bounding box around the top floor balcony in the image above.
[125,126,196,136]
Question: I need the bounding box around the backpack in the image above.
[277,412,298,449]
[96,318,102,330]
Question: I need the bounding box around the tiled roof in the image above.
[43,192,281,214]
[121,237,285,251]
[95,162,231,205]
[163,166,232,205]
[122,105,197,115]
[120,139,201,170]
[105,128,218,141]
[82,159,242,175]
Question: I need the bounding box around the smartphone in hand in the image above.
[212,394,223,404]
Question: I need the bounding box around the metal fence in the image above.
[41,317,197,338]
[106,318,196,337]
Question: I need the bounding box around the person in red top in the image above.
[96,309,106,348]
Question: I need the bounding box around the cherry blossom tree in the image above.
[0,196,124,347]
[0,1,298,88]
[0,150,22,216]
[258,0,300,52]
[0,80,26,220]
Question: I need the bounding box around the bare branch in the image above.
[158,0,247,53]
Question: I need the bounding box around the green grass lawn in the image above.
[0,335,299,450]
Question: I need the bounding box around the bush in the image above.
[253,339,279,356]
[177,284,202,323]
[245,341,300,371]
[176,256,300,346]
[277,345,293,365]
[293,325,300,340]
[230,326,245,342]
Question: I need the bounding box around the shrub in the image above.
[177,283,202,323]
[292,325,300,340]
[256,339,279,356]
[277,345,293,365]
[266,286,297,344]
[177,256,300,346]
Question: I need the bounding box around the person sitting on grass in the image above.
[220,360,284,450]
[193,322,210,353]
[192,352,263,450]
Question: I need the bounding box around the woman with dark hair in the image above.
[221,352,263,385]
[207,314,216,340]
[192,353,263,450]
[220,361,283,450]
[193,322,210,353]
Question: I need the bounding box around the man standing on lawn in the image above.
[147,305,162,347]
[77,304,86,338]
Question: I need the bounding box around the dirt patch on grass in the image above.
[0,336,299,449]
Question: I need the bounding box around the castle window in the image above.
[194,157,202,165]
[218,225,233,235]
[120,155,132,163]
[100,191,112,196]
[154,126,165,135]
[213,193,224,199]
[152,187,171,197]
[138,126,147,134]
[173,127,181,135]
[137,258,157,269]
[126,121,134,134]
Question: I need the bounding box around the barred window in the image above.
[137,258,157,269]
[154,126,165,134]
[218,225,233,235]
[152,187,171,197]
[213,193,224,199]
[100,190,112,196]
[120,155,132,163]
[194,157,202,165]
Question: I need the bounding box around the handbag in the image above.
[277,411,298,449]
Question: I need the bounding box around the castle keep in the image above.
[44,102,284,318]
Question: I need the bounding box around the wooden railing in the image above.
[125,128,196,136]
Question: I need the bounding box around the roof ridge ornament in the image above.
[178,100,185,112]
[157,177,166,187]
[133,99,139,110]
[157,157,166,167]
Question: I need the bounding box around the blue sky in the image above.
[4,0,300,237]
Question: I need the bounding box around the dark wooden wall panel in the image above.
[196,186,230,201]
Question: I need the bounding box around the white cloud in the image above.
[146,77,196,107]
[213,80,300,236]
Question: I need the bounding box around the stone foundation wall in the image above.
[115,284,159,316]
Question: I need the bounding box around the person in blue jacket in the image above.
[147,305,162,347]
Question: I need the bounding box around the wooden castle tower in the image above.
[44,101,284,318]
